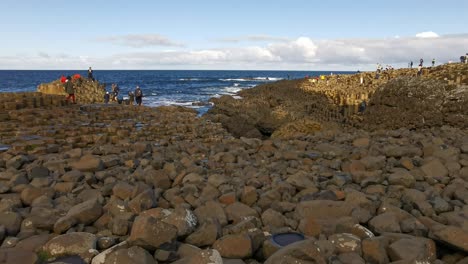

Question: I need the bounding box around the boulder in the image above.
[265,239,326,264]
[71,155,104,172]
[128,215,178,250]
[0,248,38,264]
[225,202,259,224]
[42,232,98,263]
[387,237,436,262]
[0,211,22,236]
[213,234,253,259]
[101,246,157,264]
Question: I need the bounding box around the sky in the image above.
[0,0,467,70]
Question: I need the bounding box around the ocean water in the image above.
[0,70,352,114]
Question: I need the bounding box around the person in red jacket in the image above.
[60,75,66,83]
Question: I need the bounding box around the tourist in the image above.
[135,86,143,106]
[64,76,76,104]
[432,58,435,67]
[465,53,468,64]
[88,67,94,81]
[410,61,413,68]
[358,101,367,113]
[417,65,423,76]
[104,92,110,104]
[128,91,135,105]
[419,58,424,67]
[111,84,120,101]
[461,55,465,63]
[60,75,66,83]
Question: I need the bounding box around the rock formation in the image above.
[38,78,106,104]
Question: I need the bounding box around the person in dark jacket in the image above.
[104,92,110,104]
[135,86,143,106]
[64,76,76,103]
[128,91,135,105]
[88,67,94,81]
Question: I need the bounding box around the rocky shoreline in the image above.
[0,64,467,264]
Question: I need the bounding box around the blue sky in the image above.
[1,0,467,70]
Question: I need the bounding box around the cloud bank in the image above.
[96,34,184,48]
[2,33,468,70]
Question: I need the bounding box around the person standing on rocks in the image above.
[432,58,436,67]
[135,86,143,106]
[128,91,135,105]
[417,65,423,76]
[88,67,94,81]
[64,76,76,104]
[410,61,413,68]
[104,92,110,104]
[419,58,424,67]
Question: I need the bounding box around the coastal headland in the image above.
[0,63,467,263]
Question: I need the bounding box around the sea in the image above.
[0,70,352,114]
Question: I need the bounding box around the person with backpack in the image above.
[135,86,143,106]
[64,76,76,104]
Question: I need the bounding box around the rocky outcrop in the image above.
[37,78,106,104]
[206,63,468,138]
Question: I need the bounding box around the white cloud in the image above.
[217,35,291,43]
[415,31,440,38]
[2,34,468,70]
[96,34,184,48]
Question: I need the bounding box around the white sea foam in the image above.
[220,77,283,82]
[178,78,201,81]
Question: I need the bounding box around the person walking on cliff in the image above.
[64,76,76,104]
[88,67,94,81]
[419,58,424,67]
[135,86,143,106]
[417,65,423,76]
[432,58,436,67]
[410,61,413,68]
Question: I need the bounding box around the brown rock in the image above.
[387,237,436,262]
[185,220,220,247]
[388,169,415,187]
[240,186,258,206]
[0,211,22,236]
[112,182,135,200]
[161,207,198,237]
[0,248,38,264]
[102,246,157,264]
[421,158,448,179]
[429,224,468,252]
[128,189,156,214]
[298,216,321,237]
[225,202,259,224]
[172,249,222,264]
[128,215,177,250]
[261,209,286,229]
[213,234,252,259]
[362,237,390,264]
[353,138,370,148]
[71,155,104,172]
[42,232,98,263]
[194,201,228,226]
[265,239,326,264]
[368,212,401,234]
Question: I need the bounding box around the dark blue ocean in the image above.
[0,70,352,114]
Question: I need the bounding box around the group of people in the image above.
[104,85,143,106]
[460,54,468,64]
